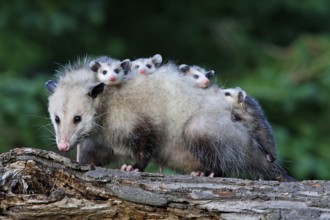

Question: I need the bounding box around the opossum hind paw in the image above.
[190,171,214,177]
[120,164,139,172]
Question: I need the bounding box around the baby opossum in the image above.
[131,54,162,75]
[179,64,215,88]
[220,87,277,162]
[89,56,131,85]
[45,57,294,181]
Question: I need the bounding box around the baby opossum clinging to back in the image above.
[179,64,215,88]
[131,54,163,75]
[221,87,277,162]
[45,58,295,181]
[89,56,131,86]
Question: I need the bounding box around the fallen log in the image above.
[0,148,329,219]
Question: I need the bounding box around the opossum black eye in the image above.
[146,64,152,69]
[55,116,60,124]
[73,116,82,124]
[134,65,139,69]
[193,75,199,79]
[225,92,231,96]
[114,69,120,74]
[102,70,107,75]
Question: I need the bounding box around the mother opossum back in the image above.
[97,64,264,177]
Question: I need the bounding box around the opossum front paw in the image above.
[190,171,214,177]
[191,171,205,176]
[120,164,139,172]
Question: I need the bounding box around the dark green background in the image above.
[1,0,330,180]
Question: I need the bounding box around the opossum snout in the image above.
[109,75,116,81]
[139,69,147,75]
[58,139,70,152]
[199,79,209,88]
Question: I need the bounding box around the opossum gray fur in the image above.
[46,58,294,181]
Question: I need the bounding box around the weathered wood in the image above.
[0,148,329,220]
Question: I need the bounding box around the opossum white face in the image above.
[131,54,162,75]
[179,64,214,88]
[45,80,104,152]
[221,87,247,106]
[89,59,131,85]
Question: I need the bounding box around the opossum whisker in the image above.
[46,138,57,146]
[222,80,227,88]
[94,111,110,120]
[92,122,106,135]
[42,124,56,136]
[25,114,50,120]
[24,114,55,136]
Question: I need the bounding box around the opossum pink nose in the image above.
[109,76,116,81]
[204,80,209,86]
[139,69,147,75]
[58,142,70,152]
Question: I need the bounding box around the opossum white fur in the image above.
[89,56,131,86]
[179,64,215,88]
[46,58,294,181]
[221,87,277,162]
[131,54,162,75]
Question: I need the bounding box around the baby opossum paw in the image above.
[120,164,139,172]
[190,171,214,177]
[266,154,275,162]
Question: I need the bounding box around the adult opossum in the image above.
[45,57,294,181]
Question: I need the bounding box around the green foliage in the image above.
[1,0,330,180]
[235,35,330,180]
[0,75,53,152]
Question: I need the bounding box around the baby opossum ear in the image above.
[89,61,101,72]
[179,64,190,74]
[45,80,57,93]
[120,59,131,71]
[237,89,247,103]
[88,82,105,99]
[205,70,215,79]
[152,54,162,67]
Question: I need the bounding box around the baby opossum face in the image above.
[46,80,104,152]
[131,54,162,75]
[179,64,214,88]
[221,87,247,106]
[89,59,130,85]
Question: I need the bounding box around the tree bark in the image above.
[0,148,329,220]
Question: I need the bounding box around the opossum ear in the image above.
[152,54,162,67]
[45,80,57,93]
[88,82,105,99]
[121,59,131,70]
[237,90,247,103]
[205,70,215,79]
[121,59,131,75]
[179,64,190,74]
[89,61,101,72]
